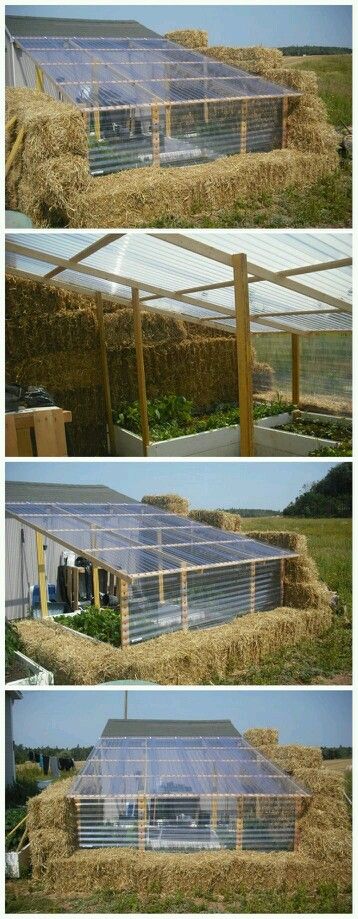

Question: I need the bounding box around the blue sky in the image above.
[7,5,352,47]
[11,689,352,747]
[5,460,340,510]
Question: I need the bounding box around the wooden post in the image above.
[151,103,160,165]
[250,561,256,612]
[132,288,150,457]
[5,126,26,177]
[35,65,44,92]
[232,253,254,457]
[291,334,300,406]
[165,104,171,137]
[180,564,189,630]
[5,415,18,456]
[92,61,101,141]
[119,578,129,648]
[138,794,146,850]
[35,532,48,618]
[282,97,289,148]
[280,558,285,605]
[92,566,100,608]
[95,292,116,455]
[236,797,243,849]
[240,101,248,152]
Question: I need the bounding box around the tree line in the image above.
[280,46,351,55]
[283,463,351,518]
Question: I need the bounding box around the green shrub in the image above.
[5,778,40,808]
[55,606,121,647]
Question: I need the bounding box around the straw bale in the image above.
[203,46,284,68]
[189,510,241,531]
[165,29,208,48]
[142,494,190,516]
[247,531,331,610]
[72,148,338,229]
[256,744,323,770]
[6,89,87,160]
[16,602,331,686]
[243,728,279,746]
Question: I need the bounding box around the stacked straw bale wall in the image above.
[5,35,339,228]
[141,495,190,516]
[189,509,241,530]
[5,274,274,456]
[27,733,351,896]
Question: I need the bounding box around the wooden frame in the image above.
[5,233,351,460]
[35,532,48,618]
[292,334,300,406]
[5,408,72,457]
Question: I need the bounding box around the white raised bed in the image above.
[6,651,54,687]
[254,411,349,457]
[114,414,294,457]
[5,843,31,878]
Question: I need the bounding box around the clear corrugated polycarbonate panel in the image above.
[70,733,309,851]
[16,35,299,108]
[75,795,297,850]
[5,232,352,336]
[14,35,299,175]
[254,331,352,414]
[127,560,281,643]
[5,501,294,579]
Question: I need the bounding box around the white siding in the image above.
[5,517,63,621]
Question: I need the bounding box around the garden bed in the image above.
[6,650,54,687]
[254,411,352,457]
[114,397,292,457]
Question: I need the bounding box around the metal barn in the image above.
[68,719,310,851]
[5,495,296,646]
[5,16,300,175]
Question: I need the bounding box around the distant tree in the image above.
[280,46,352,56]
[283,463,351,517]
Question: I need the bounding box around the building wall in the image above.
[5,517,63,620]
[5,695,16,786]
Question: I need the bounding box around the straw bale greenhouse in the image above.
[5,497,295,646]
[5,230,352,458]
[67,719,311,850]
[5,17,300,175]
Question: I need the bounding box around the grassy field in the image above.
[154,53,352,228]
[223,516,352,686]
[5,879,352,914]
[285,53,352,125]
[324,758,352,773]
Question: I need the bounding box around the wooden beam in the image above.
[246,258,351,313]
[119,578,130,648]
[5,126,26,177]
[292,334,300,406]
[95,292,116,456]
[132,288,150,457]
[35,65,44,92]
[233,253,254,457]
[92,565,100,608]
[35,531,48,618]
[236,798,243,849]
[151,103,160,166]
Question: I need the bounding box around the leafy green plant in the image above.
[114,395,292,442]
[5,622,21,671]
[54,606,121,648]
[274,415,352,457]
[5,806,27,851]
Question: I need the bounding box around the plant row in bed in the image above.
[276,416,352,456]
[114,395,292,442]
[54,606,121,648]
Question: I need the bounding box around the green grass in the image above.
[152,161,352,229]
[287,53,352,125]
[151,54,352,229]
[225,516,352,686]
[5,879,352,914]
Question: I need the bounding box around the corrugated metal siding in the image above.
[5,518,63,620]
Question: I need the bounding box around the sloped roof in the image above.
[102,719,240,737]
[6,15,160,39]
[5,481,134,505]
